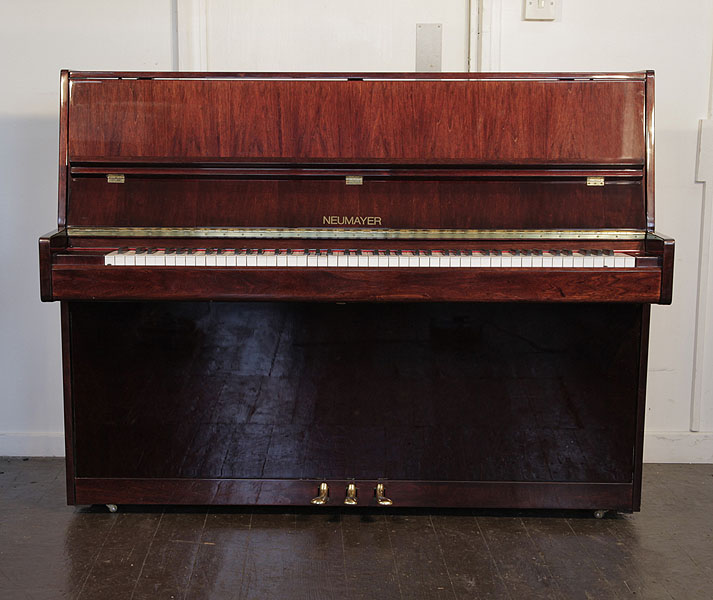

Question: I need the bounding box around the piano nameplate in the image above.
[66,226,648,241]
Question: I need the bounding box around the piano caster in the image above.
[310,482,330,505]
[593,509,608,519]
[375,483,393,506]
[106,504,118,513]
[344,482,358,506]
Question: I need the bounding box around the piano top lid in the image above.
[66,71,649,166]
[68,71,650,81]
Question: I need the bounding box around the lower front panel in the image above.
[66,301,643,509]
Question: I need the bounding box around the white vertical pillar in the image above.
[176,0,208,71]
[477,0,502,71]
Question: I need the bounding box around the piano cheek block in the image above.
[42,70,671,511]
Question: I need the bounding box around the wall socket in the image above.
[524,0,556,21]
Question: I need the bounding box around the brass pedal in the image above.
[344,482,358,505]
[375,483,393,506]
[310,482,329,505]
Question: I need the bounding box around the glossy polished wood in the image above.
[50,266,663,303]
[40,71,674,510]
[68,78,645,163]
[66,177,646,230]
[67,301,642,509]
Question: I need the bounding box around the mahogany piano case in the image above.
[39,71,674,513]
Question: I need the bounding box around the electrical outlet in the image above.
[525,0,556,21]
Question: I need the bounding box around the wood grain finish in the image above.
[40,71,674,510]
[68,78,645,164]
[50,266,663,302]
[66,177,646,230]
[67,301,642,509]
[73,479,633,510]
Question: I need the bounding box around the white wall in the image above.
[1,0,711,461]
[0,0,175,454]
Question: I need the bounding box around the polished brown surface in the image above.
[2,458,712,600]
[66,302,641,509]
[68,77,645,163]
[66,177,646,230]
[40,71,674,510]
[51,267,663,303]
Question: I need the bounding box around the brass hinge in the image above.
[586,176,605,186]
[106,174,125,184]
[345,175,363,185]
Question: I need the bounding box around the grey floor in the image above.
[1,459,712,600]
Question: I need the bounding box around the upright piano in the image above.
[39,71,674,513]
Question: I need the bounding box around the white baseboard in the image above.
[644,431,713,463]
[0,432,64,456]
[2,431,711,463]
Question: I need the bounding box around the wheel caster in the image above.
[106,504,118,513]
[593,509,607,519]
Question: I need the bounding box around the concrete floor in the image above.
[1,458,712,599]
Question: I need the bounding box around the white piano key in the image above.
[388,253,400,268]
[510,254,522,268]
[490,254,502,268]
[326,253,338,268]
[377,252,388,268]
[206,252,218,267]
[367,252,380,268]
[532,254,543,268]
[216,252,227,267]
[625,254,636,268]
[477,252,490,268]
[151,251,166,266]
[165,251,177,266]
[583,254,594,268]
[316,253,328,267]
[296,252,308,267]
[246,252,258,267]
[552,254,563,268]
[256,252,268,267]
[358,253,369,268]
[501,254,512,267]
[185,252,196,266]
[347,253,359,267]
[604,255,616,268]
[195,251,207,267]
[542,253,554,268]
[276,251,288,267]
[174,252,187,267]
[448,253,461,268]
[135,251,147,266]
[336,253,348,267]
[459,254,472,268]
[286,253,298,267]
[105,251,118,266]
[122,250,136,266]
[573,253,585,268]
[236,251,248,267]
[562,254,574,268]
[521,255,532,268]
[408,253,420,268]
[593,255,604,268]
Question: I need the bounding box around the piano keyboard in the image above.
[104,248,637,268]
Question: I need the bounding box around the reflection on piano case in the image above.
[39,71,674,513]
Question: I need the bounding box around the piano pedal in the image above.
[344,482,358,505]
[593,509,608,519]
[375,483,393,506]
[310,482,329,505]
[106,504,118,513]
